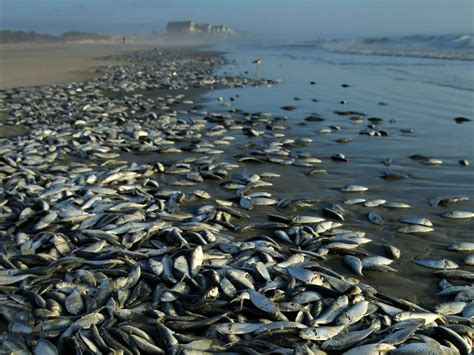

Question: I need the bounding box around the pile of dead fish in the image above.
[95,49,278,93]
[0,48,472,354]
[1,160,472,354]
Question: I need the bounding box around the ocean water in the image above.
[202,38,474,305]
[279,34,474,61]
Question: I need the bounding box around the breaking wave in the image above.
[288,34,474,61]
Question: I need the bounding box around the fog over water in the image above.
[1,0,473,39]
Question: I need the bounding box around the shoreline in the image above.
[0,46,472,353]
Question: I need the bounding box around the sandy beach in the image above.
[0,41,157,90]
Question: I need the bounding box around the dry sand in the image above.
[0,40,157,137]
[0,38,218,138]
[0,37,220,90]
[0,41,156,90]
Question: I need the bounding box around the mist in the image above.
[1,0,473,40]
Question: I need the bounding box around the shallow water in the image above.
[197,45,474,306]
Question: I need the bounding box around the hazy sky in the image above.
[1,0,473,39]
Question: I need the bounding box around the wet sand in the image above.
[203,48,474,306]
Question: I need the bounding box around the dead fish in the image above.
[174,256,190,278]
[397,225,434,234]
[383,244,401,259]
[65,289,84,315]
[383,201,411,209]
[441,211,474,219]
[287,266,324,286]
[415,259,459,270]
[362,256,397,272]
[321,321,379,351]
[305,168,327,175]
[399,217,433,227]
[215,322,262,335]
[378,324,420,345]
[340,185,368,193]
[436,325,472,355]
[251,197,278,206]
[314,295,349,325]
[455,289,474,301]
[435,301,467,315]
[33,339,58,355]
[253,321,307,334]
[421,158,443,165]
[148,259,164,277]
[130,333,165,353]
[344,198,366,205]
[448,242,474,252]
[227,269,255,289]
[335,300,369,325]
[343,343,395,355]
[292,215,325,224]
[464,255,474,265]
[325,204,346,219]
[391,341,458,354]
[300,325,346,341]
[393,311,441,323]
[434,269,474,282]
[292,291,323,304]
[34,211,58,230]
[246,289,278,313]
[190,245,203,277]
[430,196,469,207]
[277,253,305,267]
[0,273,34,286]
[344,255,363,276]
[368,212,384,225]
[364,199,386,207]
[462,302,474,318]
[220,277,238,298]
[332,153,348,162]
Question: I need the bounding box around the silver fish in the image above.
[300,325,346,341]
[340,185,368,193]
[399,217,433,227]
[397,225,434,234]
[415,258,458,270]
[344,255,363,276]
[442,210,474,219]
[335,300,369,325]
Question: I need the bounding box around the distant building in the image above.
[210,25,233,34]
[166,21,196,34]
[166,21,234,35]
[195,23,212,33]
